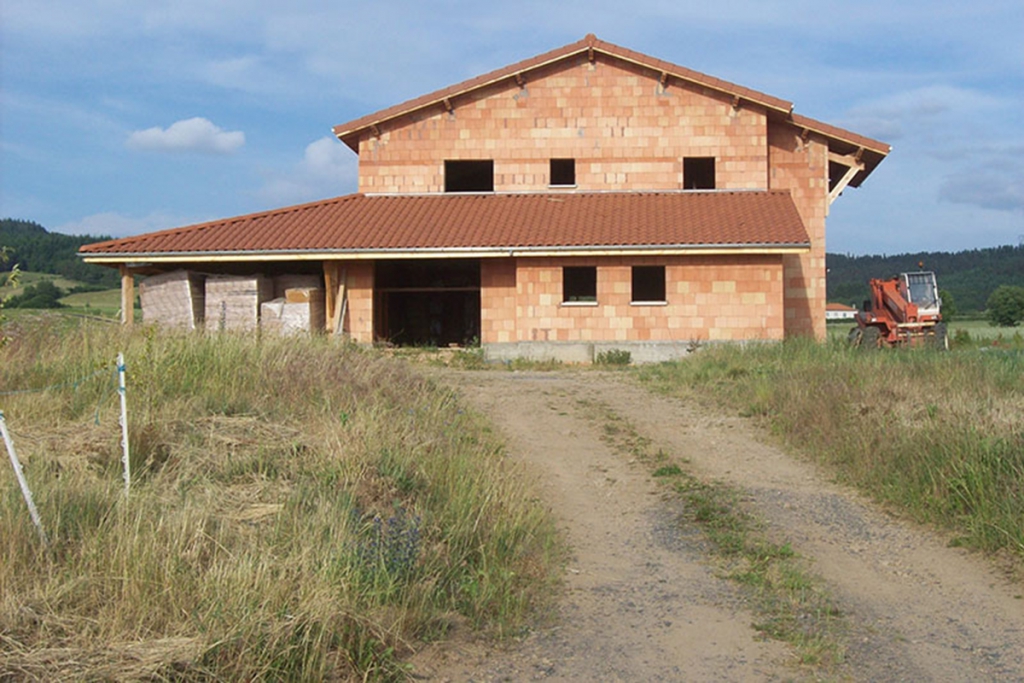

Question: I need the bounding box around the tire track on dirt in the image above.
[414,371,792,681]
[418,370,1024,682]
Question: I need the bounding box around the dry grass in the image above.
[0,319,561,680]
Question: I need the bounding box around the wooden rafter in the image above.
[828,148,866,205]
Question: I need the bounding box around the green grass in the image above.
[0,319,561,680]
[827,318,1024,344]
[60,288,123,314]
[581,398,846,671]
[638,340,1024,567]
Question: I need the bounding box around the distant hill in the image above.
[1,218,119,288]
[827,245,1024,314]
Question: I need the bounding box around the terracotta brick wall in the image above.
[332,261,374,343]
[357,55,769,194]
[480,255,784,344]
[767,123,828,339]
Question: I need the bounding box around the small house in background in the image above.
[79,34,889,362]
[825,302,858,321]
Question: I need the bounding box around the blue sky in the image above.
[1,0,1021,255]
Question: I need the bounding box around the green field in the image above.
[2,271,125,317]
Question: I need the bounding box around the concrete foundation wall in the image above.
[484,340,743,364]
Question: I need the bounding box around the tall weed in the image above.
[0,318,560,680]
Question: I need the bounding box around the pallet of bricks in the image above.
[261,275,325,335]
[205,274,275,332]
[138,270,205,330]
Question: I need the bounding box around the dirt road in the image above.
[413,370,1024,682]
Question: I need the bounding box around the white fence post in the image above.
[1,410,49,546]
[117,353,130,498]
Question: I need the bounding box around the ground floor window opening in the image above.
[374,259,481,347]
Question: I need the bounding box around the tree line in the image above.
[827,245,1024,316]
[0,218,119,288]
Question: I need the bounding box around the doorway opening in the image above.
[374,259,481,346]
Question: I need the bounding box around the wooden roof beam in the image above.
[828,148,866,205]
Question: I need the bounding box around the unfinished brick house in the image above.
[80,34,889,362]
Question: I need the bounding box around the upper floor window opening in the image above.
[444,160,494,192]
[550,158,576,187]
[683,157,715,190]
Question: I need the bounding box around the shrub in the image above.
[5,279,65,309]
[595,348,632,366]
[986,285,1024,327]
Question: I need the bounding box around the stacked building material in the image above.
[272,274,322,299]
[138,270,205,330]
[205,275,274,331]
[261,287,326,335]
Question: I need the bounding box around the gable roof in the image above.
[332,34,890,184]
[80,191,809,264]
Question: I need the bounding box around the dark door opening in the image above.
[374,259,481,346]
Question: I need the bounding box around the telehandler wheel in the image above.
[930,322,949,350]
[861,326,881,350]
[847,327,863,347]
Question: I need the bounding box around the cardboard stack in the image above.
[205,275,274,331]
[261,287,326,335]
[272,274,322,299]
[138,270,205,330]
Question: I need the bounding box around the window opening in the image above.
[632,266,666,302]
[683,157,715,189]
[444,160,494,192]
[563,266,597,303]
[550,158,576,186]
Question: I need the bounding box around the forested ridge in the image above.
[827,245,1024,314]
[0,218,119,288]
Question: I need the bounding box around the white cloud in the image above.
[839,85,999,142]
[257,136,357,205]
[126,117,245,154]
[939,161,1024,213]
[52,211,195,238]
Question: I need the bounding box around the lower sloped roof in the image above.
[79,190,810,261]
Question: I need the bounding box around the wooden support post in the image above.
[323,262,348,336]
[323,261,339,332]
[332,272,348,336]
[119,265,134,326]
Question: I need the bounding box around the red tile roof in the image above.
[826,302,858,312]
[79,191,810,260]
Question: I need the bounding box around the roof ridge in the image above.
[331,34,793,146]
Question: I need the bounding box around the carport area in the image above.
[373,259,481,346]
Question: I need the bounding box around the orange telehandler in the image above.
[848,270,947,349]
